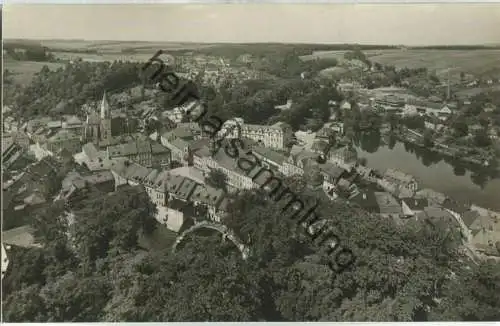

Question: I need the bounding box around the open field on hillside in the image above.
[367,49,500,77]
[301,49,500,78]
[4,39,217,52]
[4,60,65,85]
[299,50,349,61]
[51,51,156,63]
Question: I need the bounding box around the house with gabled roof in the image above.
[374,192,403,218]
[401,197,428,218]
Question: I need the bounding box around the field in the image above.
[368,49,500,77]
[7,38,217,52]
[301,49,500,78]
[4,59,65,85]
[6,40,500,86]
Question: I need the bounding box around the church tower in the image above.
[99,91,113,142]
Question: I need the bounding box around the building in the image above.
[351,190,381,213]
[61,115,83,135]
[328,145,358,168]
[250,146,287,172]
[110,160,228,232]
[2,225,42,249]
[401,198,428,218]
[208,149,262,190]
[163,107,185,124]
[107,138,171,168]
[2,138,25,170]
[9,131,30,149]
[74,143,114,171]
[416,188,447,206]
[282,148,318,177]
[45,129,81,155]
[237,121,292,150]
[383,168,419,193]
[83,92,113,146]
[374,192,403,218]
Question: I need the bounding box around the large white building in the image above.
[215,118,292,150]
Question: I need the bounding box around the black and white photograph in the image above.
[2,3,500,322]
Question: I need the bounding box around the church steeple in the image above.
[100,91,110,119]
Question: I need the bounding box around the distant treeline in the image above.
[4,44,55,62]
[167,43,399,59]
[410,45,500,50]
[4,40,99,55]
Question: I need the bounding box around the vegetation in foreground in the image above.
[2,181,500,322]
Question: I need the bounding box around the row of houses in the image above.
[350,187,500,258]
[109,161,230,232]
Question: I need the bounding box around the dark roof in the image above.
[83,171,114,185]
[374,192,402,215]
[423,206,459,228]
[351,190,380,213]
[169,198,189,211]
[401,197,428,211]
[190,183,224,208]
[442,199,470,215]
[462,210,481,228]
[252,146,287,165]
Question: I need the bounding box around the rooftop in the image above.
[48,129,80,142]
[384,168,416,184]
[374,192,402,215]
[190,183,225,208]
[169,166,205,185]
[213,148,262,178]
[2,225,41,248]
[252,146,287,165]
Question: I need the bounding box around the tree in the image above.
[357,157,368,166]
[386,113,400,132]
[429,74,440,84]
[430,261,500,321]
[72,186,157,263]
[206,169,228,191]
[2,285,47,322]
[402,115,425,131]
[479,116,490,128]
[473,129,492,147]
[452,118,469,137]
[41,273,112,321]
[1,247,47,297]
[423,129,434,148]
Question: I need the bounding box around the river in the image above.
[354,133,500,211]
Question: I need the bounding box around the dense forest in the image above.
[2,180,500,322]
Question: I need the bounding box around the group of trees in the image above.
[2,186,158,322]
[4,45,55,62]
[5,60,144,119]
[3,181,500,322]
[196,76,342,131]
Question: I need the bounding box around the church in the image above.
[83,91,113,147]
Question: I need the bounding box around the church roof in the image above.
[100,91,111,119]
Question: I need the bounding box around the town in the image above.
[2,3,500,322]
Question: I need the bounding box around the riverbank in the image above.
[390,128,498,169]
[356,141,500,211]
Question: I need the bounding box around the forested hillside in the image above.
[3,183,499,322]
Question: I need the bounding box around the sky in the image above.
[3,4,500,45]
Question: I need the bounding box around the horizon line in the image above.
[5,38,500,48]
